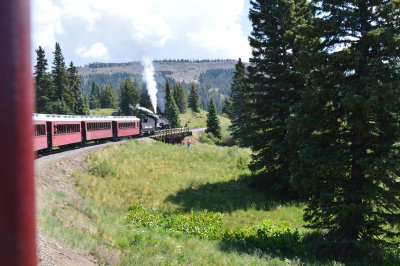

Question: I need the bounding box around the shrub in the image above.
[126,202,302,254]
[224,219,302,255]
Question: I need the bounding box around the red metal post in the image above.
[0,0,37,265]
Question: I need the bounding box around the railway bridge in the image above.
[151,127,192,143]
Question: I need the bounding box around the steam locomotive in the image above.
[33,113,170,152]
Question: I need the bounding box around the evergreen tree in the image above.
[119,77,141,115]
[89,82,101,109]
[34,47,56,113]
[164,81,181,128]
[52,43,73,114]
[67,61,82,114]
[205,98,221,139]
[228,58,249,146]
[75,94,90,115]
[34,46,47,90]
[188,83,200,112]
[46,99,72,115]
[247,0,311,193]
[140,86,154,113]
[100,84,117,108]
[289,0,400,251]
[221,99,231,117]
[173,83,187,113]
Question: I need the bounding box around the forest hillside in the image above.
[78,60,247,112]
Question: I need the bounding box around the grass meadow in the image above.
[37,117,398,264]
[37,140,311,264]
[90,108,118,116]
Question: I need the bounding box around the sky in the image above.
[31,0,253,67]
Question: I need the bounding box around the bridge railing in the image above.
[152,127,191,142]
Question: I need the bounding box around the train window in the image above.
[34,124,46,136]
[87,122,111,131]
[118,122,137,129]
[53,124,80,135]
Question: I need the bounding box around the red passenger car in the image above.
[83,118,113,142]
[113,116,140,138]
[33,114,48,151]
[45,115,82,147]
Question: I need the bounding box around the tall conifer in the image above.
[206,98,221,139]
[165,81,181,128]
[188,83,200,112]
[140,86,154,112]
[52,43,72,114]
[247,0,311,193]
[89,82,101,109]
[119,77,141,115]
[34,46,55,113]
[289,0,400,251]
[228,58,249,146]
[67,61,82,114]
[100,84,117,108]
[173,83,187,113]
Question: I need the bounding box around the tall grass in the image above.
[71,140,315,264]
[38,140,393,264]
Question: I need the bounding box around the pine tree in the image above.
[228,58,249,147]
[34,46,56,113]
[289,0,400,251]
[173,83,187,113]
[206,98,221,139]
[164,81,181,128]
[100,84,117,108]
[34,46,47,90]
[75,94,90,115]
[67,61,82,114]
[46,99,72,114]
[119,77,141,115]
[247,0,311,193]
[188,83,200,112]
[89,82,101,109]
[221,99,231,117]
[52,43,73,114]
[140,86,154,113]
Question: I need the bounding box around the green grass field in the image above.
[37,130,398,264]
[37,140,314,264]
[90,108,118,116]
[179,108,230,130]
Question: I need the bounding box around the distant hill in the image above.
[78,59,247,113]
[78,59,238,83]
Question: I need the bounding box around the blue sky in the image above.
[31,0,253,67]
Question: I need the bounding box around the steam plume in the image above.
[131,104,154,114]
[141,56,157,113]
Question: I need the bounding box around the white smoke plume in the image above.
[141,56,157,113]
[133,104,154,114]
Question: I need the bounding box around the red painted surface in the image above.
[0,0,37,264]
[33,120,48,151]
[85,121,113,141]
[50,122,82,147]
[116,121,140,137]
[117,128,140,137]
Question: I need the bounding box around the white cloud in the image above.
[76,42,109,59]
[32,0,63,50]
[31,0,251,64]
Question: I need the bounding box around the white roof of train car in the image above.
[33,113,139,122]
